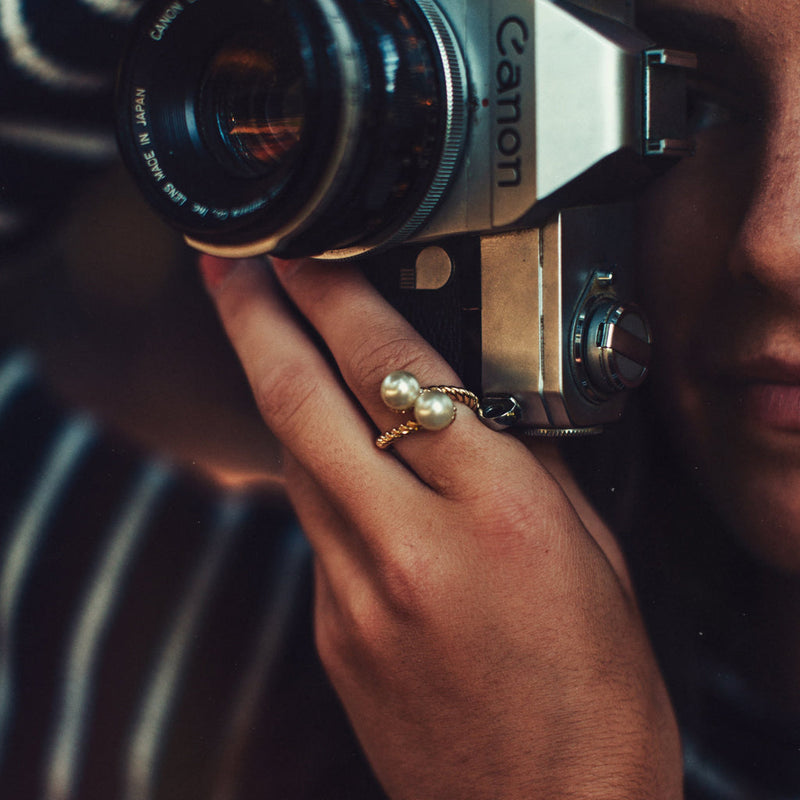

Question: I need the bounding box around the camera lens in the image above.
[199,33,306,180]
[115,0,466,257]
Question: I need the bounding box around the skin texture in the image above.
[637,0,800,572]
[200,254,682,799]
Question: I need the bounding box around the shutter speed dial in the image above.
[573,277,653,402]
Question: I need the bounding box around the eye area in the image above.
[685,76,762,136]
[687,85,732,132]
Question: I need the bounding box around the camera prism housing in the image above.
[116,0,695,433]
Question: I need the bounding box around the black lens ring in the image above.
[341,0,462,252]
[116,0,467,256]
[271,0,465,257]
[115,0,344,244]
[322,0,466,257]
[380,0,467,248]
[268,0,451,256]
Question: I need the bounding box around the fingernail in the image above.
[198,255,237,291]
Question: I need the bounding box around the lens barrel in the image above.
[115,0,466,257]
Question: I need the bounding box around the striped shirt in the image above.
[0,351,384,799]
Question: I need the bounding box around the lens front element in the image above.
[200,33,306,180]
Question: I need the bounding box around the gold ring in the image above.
[375,371,482,449]
[375,420,422,450]
[426,385,480,411]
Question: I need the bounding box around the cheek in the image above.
[643,124,755,281]
[636,131,754,368]
[636,167,723,445]
[634,135,754,454]
[638,163,733,331]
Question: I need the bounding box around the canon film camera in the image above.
[115,0,695,435]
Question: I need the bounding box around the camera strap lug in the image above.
[478,395,524,431]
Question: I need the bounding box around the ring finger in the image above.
[269,255,513,494]
[201,254,430,523]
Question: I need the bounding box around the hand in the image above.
[200,254,682,800]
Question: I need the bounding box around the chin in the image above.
[677,403,800,575]
[702,454,800,575]
[653,370,800,575]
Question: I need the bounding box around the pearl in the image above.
[380,371,421,411]
[413,390,455,431]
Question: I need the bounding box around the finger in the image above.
[285,453,431,652]
[524,439,634,592]
[283,452,369,598]
[270,257,513,494]
[201,255,430,526]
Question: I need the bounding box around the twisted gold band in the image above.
[375,420,422,449]
[426,386,480,410]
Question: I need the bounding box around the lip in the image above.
[727,355,800,385]
[714,356,800,433]
[739,383,800,432]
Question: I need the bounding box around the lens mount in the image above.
[115,0,467,257]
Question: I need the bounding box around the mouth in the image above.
[715,356,800,433]
[740,383,800,432]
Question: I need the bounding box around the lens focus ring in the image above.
[326,0,467,258]
[382,0,467,245]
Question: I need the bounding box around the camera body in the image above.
[115,0,694,433]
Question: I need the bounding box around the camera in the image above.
[115,0,695,434]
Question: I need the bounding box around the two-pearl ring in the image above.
[375,370,481,449]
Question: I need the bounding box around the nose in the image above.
[727,86,800,301]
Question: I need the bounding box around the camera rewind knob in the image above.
[582,301,652,397]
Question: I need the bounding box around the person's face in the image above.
[637,0,800,570]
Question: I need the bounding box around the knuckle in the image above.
[314,586,391,678]
[314,557,443,675]
[463,475,567,563]
[349,589,394,647]
[375,559,429,619]
[314,603,347,678]
[251,363,322,439]
[348,334,431,395]
[487,485,542,532]
[372,542,450,621]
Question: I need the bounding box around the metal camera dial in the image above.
[572,274,653,403]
